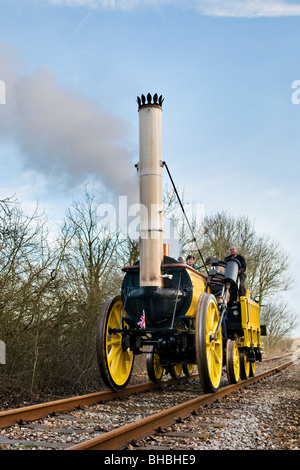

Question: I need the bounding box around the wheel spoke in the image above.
[107,334,121,347]
[107,343,120,363]
[213,349,222,364]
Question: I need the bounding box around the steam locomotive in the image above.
[96,94,262,393]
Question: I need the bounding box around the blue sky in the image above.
[0,0,300,335]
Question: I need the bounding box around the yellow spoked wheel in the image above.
[170,364,182,379]
[96,295,134,391]
[226,339,240,384]
[249,361,256,377]
[146,346,164,383]
[196,293,223,393]
[183,364,194,377]
[239,349,250,380]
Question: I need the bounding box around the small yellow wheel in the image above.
[226,340,240,384]
[183,364,194,376]
[239,349,250,380]
[170,364,182,379]
[196,293,223,393]
[146,346,164,383]
[96,295,134,391]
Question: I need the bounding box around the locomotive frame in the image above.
[96,94,263,393]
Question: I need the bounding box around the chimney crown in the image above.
[137,93,164,110]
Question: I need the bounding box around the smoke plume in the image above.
[0,41,138,200]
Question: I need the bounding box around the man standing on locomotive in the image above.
[224,245,246,296]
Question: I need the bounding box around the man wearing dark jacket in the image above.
[224,245,246,296]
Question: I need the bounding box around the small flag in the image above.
[138,310,146,329]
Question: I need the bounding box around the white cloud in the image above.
[194,0,300,18]
[34,0,174,9]
[35,0,300,17]
[265,189,281,197]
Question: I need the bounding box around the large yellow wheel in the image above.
[226,340,240,384]
[196,293,223,393]
[96,296,134,391]
[146,346,164,383]
[239,349,250,380]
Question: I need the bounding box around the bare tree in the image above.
[260,300,299,349]
[202,211,292,305]
[0,198,71,392]
[163,185,203,260]
[163,192,297,343]
[118,237,139,266]
[51,186,125,389]
[63,187,122,306]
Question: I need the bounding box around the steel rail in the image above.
[67,360,294,451]
[262,352,292,362]
[0,373,197,429]
[0,353,292,430]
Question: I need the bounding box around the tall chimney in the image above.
[137,93,164,287]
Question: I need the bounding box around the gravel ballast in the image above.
[0,358,299,451]
[135,360,300,450]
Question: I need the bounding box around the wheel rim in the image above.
[232,343,240,381]
[196,294,223,392]
[205,298,222,389]
[240,349,250,380]
[183,364,194,376]
[153,353,163,380]
[97,296,134,390]
[170,364,182,379]
[226,340,240,384]
[250,361,256,377]
[146,347,163,383]
[105,299,134,387]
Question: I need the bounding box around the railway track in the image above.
[0,354,295,450]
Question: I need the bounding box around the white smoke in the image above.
[0,41,138,199]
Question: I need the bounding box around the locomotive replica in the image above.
[96,94,262,393]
